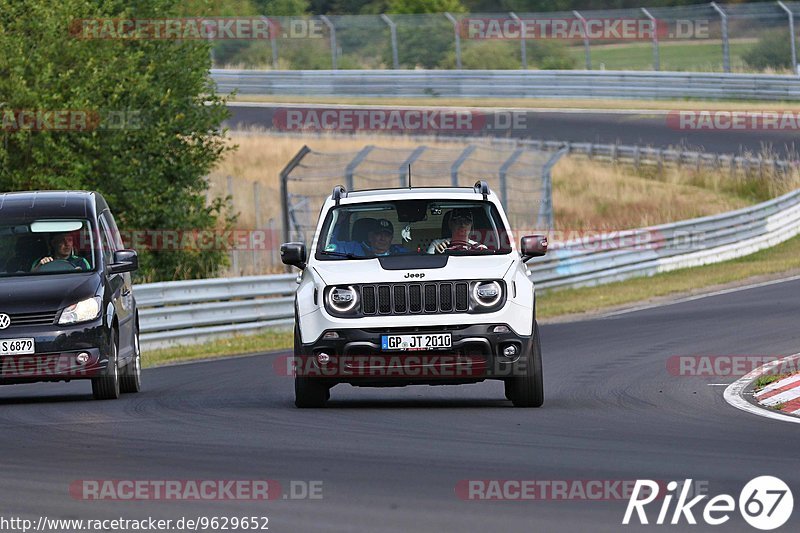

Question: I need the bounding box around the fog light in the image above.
[493,325,509,333]
[317,353,331,365]
[75,352,90,365]
[502,345,517,357]
[323,331,340,340]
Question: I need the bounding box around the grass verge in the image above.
[753,373,792,392]
[143,329,293,369]
[143,234,800,367]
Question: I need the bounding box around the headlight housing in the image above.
[471,281,504,309]
[58,297,102,325]
[324,286,359,316]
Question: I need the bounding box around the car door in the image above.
[99,212,135,361]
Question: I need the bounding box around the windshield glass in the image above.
[316,199,511,259]
[0,219,96,277]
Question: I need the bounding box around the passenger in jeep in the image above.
[362,219,408,256]
[428,208,488,254]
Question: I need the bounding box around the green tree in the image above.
[0,0,234,281]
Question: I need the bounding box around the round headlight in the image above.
[472,281,502,307]
[326,286,359,313]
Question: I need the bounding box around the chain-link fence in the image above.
[211,2,800,73]
[279,143,565,246]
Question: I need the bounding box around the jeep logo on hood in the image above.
[404,272,425,279]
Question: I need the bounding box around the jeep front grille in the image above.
[360,282,470,315]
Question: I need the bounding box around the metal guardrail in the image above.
[211,69,800,101]
[137,187,800,349]
[137,275,296,349]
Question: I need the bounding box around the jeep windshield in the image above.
[316,200,512,259]
[0,219,96,277]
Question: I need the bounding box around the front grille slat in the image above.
[377,286,392,314]
[8,311,57,327]
[423,284,438,313]
[393,285,407,314]
[362,286,377,315]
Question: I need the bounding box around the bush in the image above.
[743,30,794,71]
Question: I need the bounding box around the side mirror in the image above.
[521,235,548,262]
[280,242,306,269]
[109,249,138,274]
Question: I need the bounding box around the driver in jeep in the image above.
[428,208,488,254]
[32,233,90,271]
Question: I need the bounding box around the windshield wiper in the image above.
[319,250,365,259]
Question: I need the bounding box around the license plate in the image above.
[0,338,35,355]
[381,333,452,351]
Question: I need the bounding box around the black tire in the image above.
[293,324,329,408]
[120,323,142,394]
[92,330,120,400]
[504,379,515,401]
[510,321,544,408]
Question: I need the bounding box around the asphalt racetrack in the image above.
[226,103,800,158]
[2,277,799,532]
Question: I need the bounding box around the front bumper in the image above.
[0,319,110,384]
[295,323,534,386]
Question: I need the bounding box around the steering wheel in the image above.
[445,240,473,252]
[36,259,78,273]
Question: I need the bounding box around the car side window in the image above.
[103,209,124,250]
[98,216,114,266]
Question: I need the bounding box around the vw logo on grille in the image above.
[0,314,10,330]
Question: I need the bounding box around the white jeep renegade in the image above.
[280,181,548,408]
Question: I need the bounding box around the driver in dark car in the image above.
[31,233,90,271]
[428,208,488,254]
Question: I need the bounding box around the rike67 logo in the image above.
[623,476,793,530]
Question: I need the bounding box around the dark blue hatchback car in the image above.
[0,191,140,399]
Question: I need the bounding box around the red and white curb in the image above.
[754,373,800,414]
[724,353,800,424]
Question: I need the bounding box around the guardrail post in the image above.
[253,182,262,272]
[537,146,568,231]
[498,148,525,207]
[263,17,279,68]
[444,13,462,69]
[711,2,730,73]
[320,15,338,70]
[400,146,427,186]
[573,10,591,69]
[227,176,239,274]
[279,145,311,244]
[641,8,660,71]
[779,1,798,74]
[344,145,375,191]
[381,14,400,69]
[509,12,527,69]
[451,145,476,186]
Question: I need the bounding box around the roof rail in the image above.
[332,185,347,205]
[473,180,490,200]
